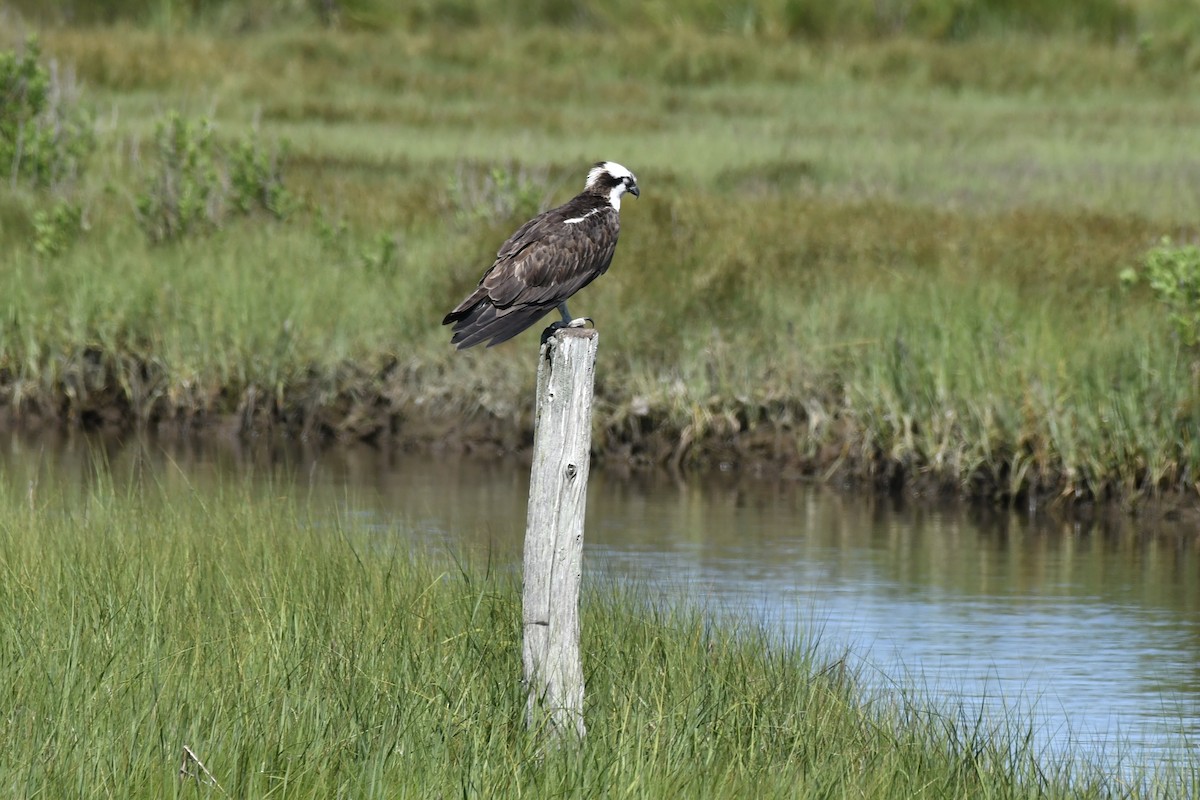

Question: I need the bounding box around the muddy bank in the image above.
[2,358,1197,525]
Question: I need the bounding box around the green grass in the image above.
[0,0,1176,46]
[0,459,1189,797]
[2,18,1200,504]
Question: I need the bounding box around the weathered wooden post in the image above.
[522,327,598,742]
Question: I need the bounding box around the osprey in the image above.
[442,161,639,349]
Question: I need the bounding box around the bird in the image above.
[442,161,639,349]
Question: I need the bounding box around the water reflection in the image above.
[581,473,1200,767]
[2,431,1197,770]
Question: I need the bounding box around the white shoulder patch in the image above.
[564,208,602,225]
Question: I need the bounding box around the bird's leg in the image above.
[541,302,594,344]
[558,301,593,329]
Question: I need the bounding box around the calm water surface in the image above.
[6,435,1199,772]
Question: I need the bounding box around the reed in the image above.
[1,19,1199,504]
[1,463,1188,797]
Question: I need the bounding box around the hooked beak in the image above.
[628,184,640,198]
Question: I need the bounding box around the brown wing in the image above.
[486,211,617,307]
[443,204,619,348]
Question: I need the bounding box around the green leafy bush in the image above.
[32,200,85,258]
[136,112,292,243]
[229,134,292,218]
[1123,238,1200,348]
[135,113,222,243]
[0,36,94,189]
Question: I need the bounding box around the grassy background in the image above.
[2,3,1200,504]
[0,0,1189,44]
[0,459,1186,798]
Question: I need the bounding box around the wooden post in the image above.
[522,327,598,742]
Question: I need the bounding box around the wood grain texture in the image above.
[521,327,598,742]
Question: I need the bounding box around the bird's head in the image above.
[586,161,639,210]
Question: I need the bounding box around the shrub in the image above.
[1123,238,1200,348]
[229,134,293,218]
[0,36,94,189]
[135,113,223,243]
[136,112,292,243]
[32,199,85,258]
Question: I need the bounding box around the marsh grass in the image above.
[0,0,1148,43]
[1,462,1188,797]
[1,21,1199,502]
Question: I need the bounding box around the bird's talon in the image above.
[540,321,567,344]
[567,317,594,329]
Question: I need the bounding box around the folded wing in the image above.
[443,206,619,349]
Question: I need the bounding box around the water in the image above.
[5,434,1198,772]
